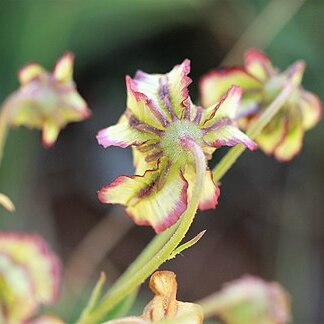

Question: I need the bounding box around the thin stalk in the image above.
[109,225,177,291]
[78,272,106,323]
[212,83,294,182]
[0,103,11,167]
[77,140,206,324]
[220,0,306,65]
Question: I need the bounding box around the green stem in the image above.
[109,225,177,292]
[78,272,106,323]
[212,82,294,182]
[0,103,11,167]
[78,140,206,324]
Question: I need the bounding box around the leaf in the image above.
[168,230,206,260]
[78,272,106,322]
[102,288,139,321]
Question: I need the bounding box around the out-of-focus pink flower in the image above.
[4,53,91,147]
[0,232,61,323]
[213,275,290,324]
[200,49,322,161]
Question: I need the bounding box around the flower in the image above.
[4,53,91,147]
[105,271,204,324]
[213,275,290,324]
[200,49,322,161]
[0,232,61,323]
[97,60,256,232]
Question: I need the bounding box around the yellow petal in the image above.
[133,60,192,120]
[98,160,188,233]
[42,121,60,148]
[126,76,166,130]
[204,124,257,151]
[167,59,192,118]
[256,112,288,155]
[19,64,47,85]
[7,98,44,129]
[300,90,322,130]
[199,67,261,108]
[97,115,157,149]
[201,86,242,128]
[184,165,220,211]
[53,52,74,82]
[132,147,157,175]
[57,87,91,123]
[274,108,304,162]
[244,49,275,81]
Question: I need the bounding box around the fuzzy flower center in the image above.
[161,119,202,164]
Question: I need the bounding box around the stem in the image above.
[212,83,294,182]
[220,0,306,65]
[78,140,206,324]
[109,225,177,291]
[78,272,106,323]
[0,103,11,167]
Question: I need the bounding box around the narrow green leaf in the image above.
[101,288,139,321]
[168,230,206,260]
[78,272,106,322]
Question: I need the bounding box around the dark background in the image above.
[0,0,323,323]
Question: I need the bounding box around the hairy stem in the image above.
[109,225,177,292]
[78,140,206,324]
[212,83,294,182]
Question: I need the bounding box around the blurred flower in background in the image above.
[214,275,290,324]
[3,53,91,147]
[0,232,61,323]
[199,49,322,161]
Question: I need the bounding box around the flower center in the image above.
[161,120,202,164]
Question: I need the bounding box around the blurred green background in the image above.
[0,0,323,323]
